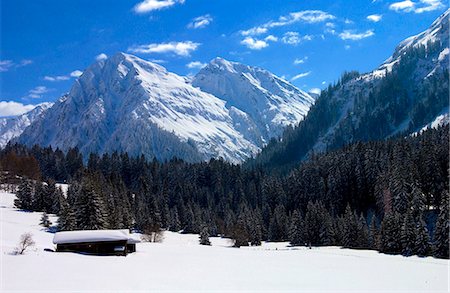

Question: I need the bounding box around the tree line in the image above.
[2,125,448,258]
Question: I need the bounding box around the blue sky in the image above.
[0,0,447,116]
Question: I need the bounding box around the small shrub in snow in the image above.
[14,232,35,255]
[142,229,164,243]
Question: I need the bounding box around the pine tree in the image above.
[357,213,369,248]
[380,212,402,254]
[57,196,76,231]
[40,212,52,228]
[289,210,304,246]
[414,219,431,257]
[368,215,379,249]
[249,210,262,246]
[74,177,108,230]
[433,193,449,258]
[14,180,34,210]
[199,226,211,246]
[342,204,358,248]
[400,210,416,256]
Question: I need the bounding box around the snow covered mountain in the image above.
[16,53,313,163]
[253,9,449,171]
[0,103,53,148]
[192,57,314,143]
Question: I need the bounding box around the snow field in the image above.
[1,191,448,292]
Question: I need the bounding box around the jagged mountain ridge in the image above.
[192,57,314,144]
[15,53,313,163]
[0,103,53,148]
[252,9,449,172]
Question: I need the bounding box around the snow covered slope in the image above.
[0,103,53,148]
[192,57,315,142]
[1,191,448,291]
[253,9,449,170]
[16,53,312,163]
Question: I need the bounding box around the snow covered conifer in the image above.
[289,210,303,246]
[400,210,416,256]
[380,212,402,254]
[14,180,34,211]
[433,193,449,258]
[57,196,76,231]
[414,218,431,257]
[40,212,51,228]
[199,226,211,246]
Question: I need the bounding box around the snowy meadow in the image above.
[1,191,448,292]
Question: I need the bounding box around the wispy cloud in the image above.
[44,70,83,82]
[44,75,70,82]
[0,101,37,117]
[309,88,321,95]
[389,0,444,13]
[96,53,108,61]
[240,10,335,36]
[186,61,206,69]
[240,37,268,50]
[291,71,311,81]
[281,32,313,45]
[0,60,14,72]
[27,86,50,99]
[17,59,33,67]
[133,0,185,14]
[0,59,33,72]
[367,14,383,22]
[128,41,200,56]
[188,14,212,29]
[339,30,375,40]
[294,57,308,65]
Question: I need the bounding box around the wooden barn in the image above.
[53,229,140,256]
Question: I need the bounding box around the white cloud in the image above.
[241,27,268,36]
[309,88,321,95]
[133,0,185,14]
[344,19,354,24]
[0,59,33,72]
[389,0,415,12]
[240,37,269,50]
[389,0,444,13]
[264,35,278,42]
[240,10,335,36]
[96,53,108,61]
[128,41,200,56]
[0,101,37,117]
[44,75,70,82]
[367,14,383,22]
[44,70,83,82]
[70,70,83,77]
[149,59,166,64]
[294,57,308,65]
[27,86,50,99]
[291,71,311,81]
[339,30,375,40]
[345,45,351,50]
[186,61,206,69]
[282,32,313,45]
[188,14,213,29]
[321,81,327,85]
[0,60,14,72]
[17,59,33,67]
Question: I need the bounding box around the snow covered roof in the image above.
[53,229,140,244]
